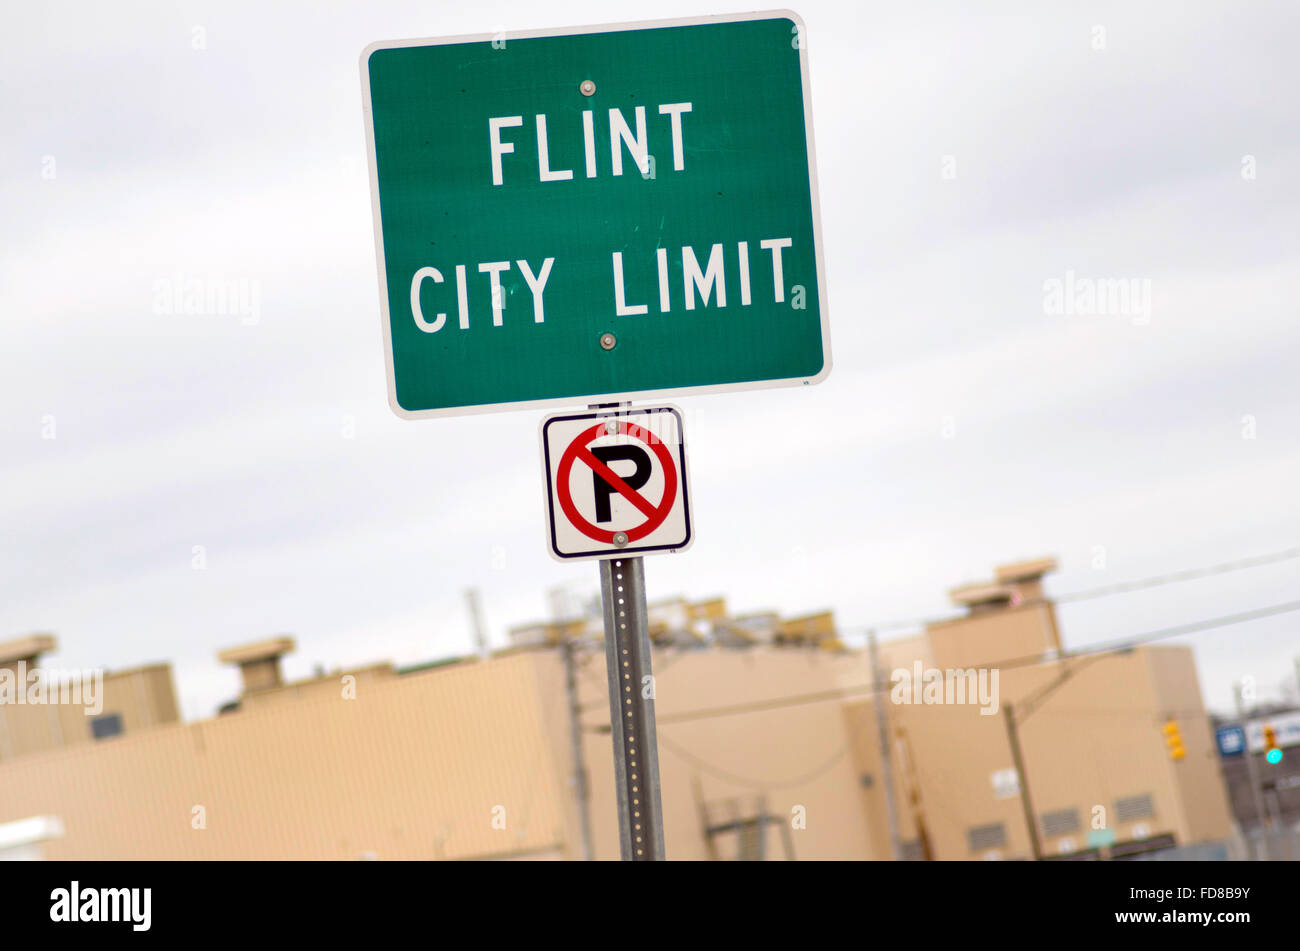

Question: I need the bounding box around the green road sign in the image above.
[361,11,830,419]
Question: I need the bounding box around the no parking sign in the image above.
[541,406,692,561]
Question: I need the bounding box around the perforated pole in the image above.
[599,556,666,860]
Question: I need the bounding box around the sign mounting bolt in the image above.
[600,332,617,350]
[580,79,596,96]
[605,419,620,435]
[613,532,629,547]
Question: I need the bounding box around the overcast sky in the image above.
[2,1,1298,721]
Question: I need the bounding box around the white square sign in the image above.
[540,406,692,561]
[991,768,1020,800]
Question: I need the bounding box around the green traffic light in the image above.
[1266,748,1283,765]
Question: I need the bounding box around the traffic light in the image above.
[1163,719,1185,760]
[1263,725,1283,765]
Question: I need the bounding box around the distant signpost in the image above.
[361,11,829,418]
[1216,725,1246,757]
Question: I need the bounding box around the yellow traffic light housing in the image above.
[1264,725,1282,765]
[1163,719,1185,760]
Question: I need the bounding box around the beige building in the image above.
[846,559,1233,859]
[0,634,178,763]
[0,557,1232,860]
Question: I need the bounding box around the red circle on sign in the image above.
[556,421,678,544]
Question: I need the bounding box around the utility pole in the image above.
[562,632,595,861]
[1233,681,1269,860]
[894,725,934,859]
[867,630,903,860]
[1000,649,1129,860]
[1265,785,1283,833]
[550,585,594,860]
[1003,702,1043,861]
[464,587,490,660]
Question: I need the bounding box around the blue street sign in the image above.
[1215,725,1246,757]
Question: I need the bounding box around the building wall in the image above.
[0,611,1232,861]
[842,698,915,858]
[1146,647,1234,842]
[0,654,567,860]
[0,664,178,763]
[541,644,879,860]
[927,602,1059,671]
[861,635,1231,860]
[236,663,396,711]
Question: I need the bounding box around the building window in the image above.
[967,822,1007,851]
[1115,794,1155,822]
[1041,808,1081,837]
[90,713,124,740]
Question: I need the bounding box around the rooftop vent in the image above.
[0,633,58,669]
[217,636,295,695]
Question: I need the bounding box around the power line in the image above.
[850,544,1300,636]
[585,599,1300,729]
[569,546,1300,729]
[657,733,850,790]
[1027,599,1300,665]
[561,548,1300,830]
[1053,546,1300,605]
[542,543,1300,661]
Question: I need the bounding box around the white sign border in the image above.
[539,404,693,562]
[360,9,832,420]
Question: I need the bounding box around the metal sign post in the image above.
[599,556,666,860]
[361,11,831,865]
